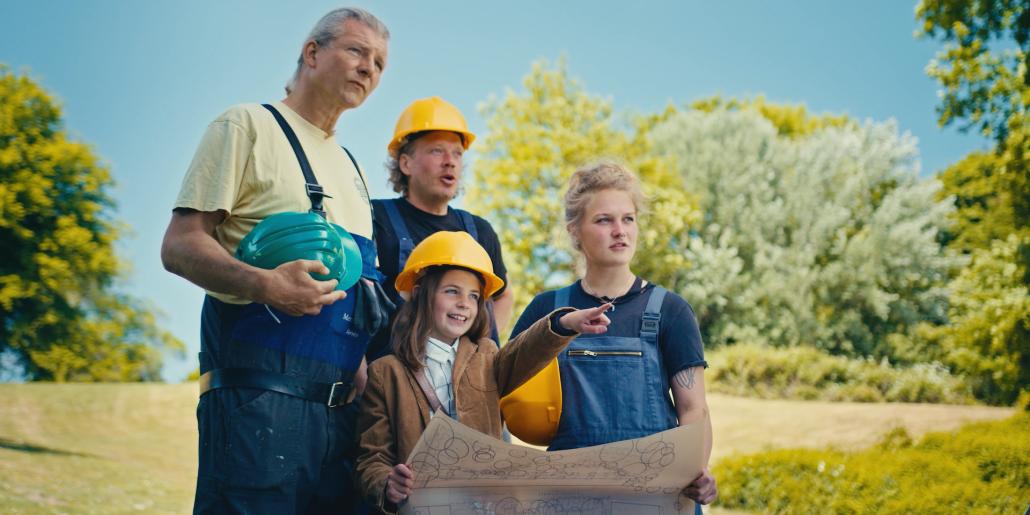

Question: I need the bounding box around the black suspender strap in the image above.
[455,208,479,240]
[261,103,330,217]
[382,198,416,270]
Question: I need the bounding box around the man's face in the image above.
[400,131,465,205]
[310,19,388,109]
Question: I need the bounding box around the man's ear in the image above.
[398,153,412,177]
[302,39,319,68]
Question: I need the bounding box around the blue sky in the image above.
[1,1,990,381]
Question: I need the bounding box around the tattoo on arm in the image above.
[673,368,696,390]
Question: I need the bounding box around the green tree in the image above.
[466,60,699,335]
[932,235,1030,404]
[918,0,1030,404]
[650,105,959,358]
[916,0,1028,142]
[918,0,1029,243]
[691,95,853,138]
[0,66,182,381]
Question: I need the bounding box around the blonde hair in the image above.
[563,161,647,250]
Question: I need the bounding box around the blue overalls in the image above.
[550,284,706,514]
[193,104,375,514]
[375,198,498,343]
[193,235,377,515]
[549,284,677,450]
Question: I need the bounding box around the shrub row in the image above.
[713,413,1030,513]
[707,343,974,404]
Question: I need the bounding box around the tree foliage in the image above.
[918,0,1029,243]
[466,60,699,336]
[0,66,182,381]
[929,235,1030,404]
[649,106,959,358]
[690,95,853,138]
[919,1,1030,404]
[916,0,1028,143]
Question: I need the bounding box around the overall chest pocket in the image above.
[559,336,654,434]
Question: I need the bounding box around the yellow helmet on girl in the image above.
[394,231,503,297]
[388,97,476,157]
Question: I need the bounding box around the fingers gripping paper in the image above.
[401,413,706,514]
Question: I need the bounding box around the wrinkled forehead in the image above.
[337,19,389,56]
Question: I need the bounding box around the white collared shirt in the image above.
[423,336,459,417]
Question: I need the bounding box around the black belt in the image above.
[198,368,355,408]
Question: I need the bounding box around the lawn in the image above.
[0,385,1014,514]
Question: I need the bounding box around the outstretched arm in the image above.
[494,304,612,395]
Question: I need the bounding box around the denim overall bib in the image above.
[548,284,677,451]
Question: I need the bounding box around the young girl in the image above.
[355,231,610,513]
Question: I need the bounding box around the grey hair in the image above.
[285,7,390,95]
[564,161,647,250]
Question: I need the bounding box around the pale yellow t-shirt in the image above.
[175,102,374,304]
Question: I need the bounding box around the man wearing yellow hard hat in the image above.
[368,97,515,357]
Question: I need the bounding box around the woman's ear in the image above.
[567,223,581,251]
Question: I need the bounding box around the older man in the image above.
[369,97,514,357]
[161,8,388,514]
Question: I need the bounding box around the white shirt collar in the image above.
[425,336,459,364]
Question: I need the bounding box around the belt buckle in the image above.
[327,382,346,408]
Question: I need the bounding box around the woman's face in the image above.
[574,188,638,269]
[428,269,481,343]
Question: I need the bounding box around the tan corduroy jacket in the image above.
[355,310,576,513]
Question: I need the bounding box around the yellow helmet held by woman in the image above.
[394,231,503,297]
[388,97,476,157]
[500,358,562,446]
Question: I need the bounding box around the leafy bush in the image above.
[714,413,1030,513]
[708,343,974,404]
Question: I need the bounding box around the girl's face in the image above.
[575,188,638,268]
[428,269,482,343]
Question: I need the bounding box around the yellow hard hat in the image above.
[500,358,562,446]
[388,97,476,157]
[395,231,504,297]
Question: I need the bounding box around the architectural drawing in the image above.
[400,414,705,514]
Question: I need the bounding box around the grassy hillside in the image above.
[0,384,197,514]
[0,385,1015,514]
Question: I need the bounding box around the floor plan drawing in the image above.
[400,414,706,515]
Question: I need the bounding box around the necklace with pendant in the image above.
[581,278,635,312]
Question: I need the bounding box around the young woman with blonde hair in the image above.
[510,162,718,508]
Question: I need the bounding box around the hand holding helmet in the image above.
[235,211,365,315]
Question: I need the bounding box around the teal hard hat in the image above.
[330,223,363,291]
[236,212,362,290]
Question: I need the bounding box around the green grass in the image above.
[0,384,1016,514]
[0,383,197,514]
